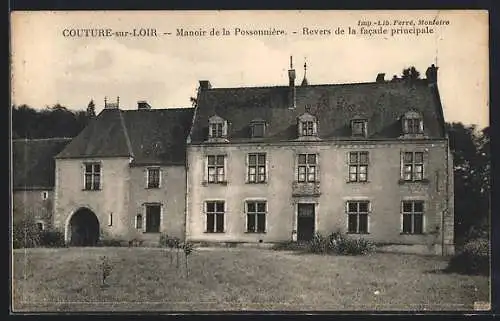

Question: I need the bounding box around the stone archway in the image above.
[67,208,100,246]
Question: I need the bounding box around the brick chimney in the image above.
[137,100,151,110]
[288,56,296,109]
[199,80,212,91]
[376,73,385,83]
[426,64,438,86]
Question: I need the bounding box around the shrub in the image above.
[307,231,375,256]
[159,233,170,247]
[39,230,65,247]
[446,238,490,276]
[13,217,40,249]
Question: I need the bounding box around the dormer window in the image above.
[208,115,228,141]
[250,119,266,138]
[402,111,424,135]
[297,112,318,138]
[351,119,368,137]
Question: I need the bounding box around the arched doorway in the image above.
[68,208,100,246]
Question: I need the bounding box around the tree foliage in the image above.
[12,104,90,138]
[446,122,490,244]
[87,99,96,119]
[401,66,421,80]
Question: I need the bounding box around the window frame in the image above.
[207,155,226,184]
[348,151,369,182]
[251,122,266,138]
[146,167,161,189]
[247,153,267,183]
[401,200,425,234]
[205,201,225,233]
[346,200,370,234]
[83,162,102,191]
[297,153,318,183]
[402,151,424,182]
[402,112,424,135]
[351,119,368,137]
[135,214,143,229]
[245,200,267,233]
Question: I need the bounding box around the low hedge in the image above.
[446,238,490,276]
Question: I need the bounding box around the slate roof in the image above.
[13,138,72,190]
[189,78,446,144]
[56,107,194,165]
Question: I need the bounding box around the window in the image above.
[84,163,101,190]
[41,191,49,200]
[402,152,424,181]
[298,154,317,182]
[351,120,368,137]
[208,115,227,140]
[147,168,160,188]
[302,121,315,136]
[402,201,424,234]
[206,201,225,233]
[246,201,266,233]
[108,213,113,227]
[402,111,423,135]
[210,122,224,138]
[136,214,143,229]
[145,204,161,233]
[36,221,44,231]
[248,153,266,183]
[207,155,225,183]
[349,152,369,182]
[251,121,266,138]
[347,201,370,234]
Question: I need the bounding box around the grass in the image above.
[12,247,490,312]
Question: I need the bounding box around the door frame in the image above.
[293,200,319,241]
[144,202,163,233]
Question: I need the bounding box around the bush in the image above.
[13,218,40,249]
[446,238,490,276]
[39,230,65,247]
[308,231,375,256]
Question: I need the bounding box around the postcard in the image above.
[10,10,490,313]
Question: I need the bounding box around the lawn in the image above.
[12,247,490,312]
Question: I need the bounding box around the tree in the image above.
[446,122,490,245]
[87,99,96,119]
[401,66,421,80]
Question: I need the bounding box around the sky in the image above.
[11,10,489,128]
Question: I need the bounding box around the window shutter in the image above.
[203,156,208,182]
[99,163,103,190]
[403,119,409,134]
[419,119,424,133]
[265,153,270,183]
[298,121,303,137]
[144,168,148,188]
[346,151,351,183]
[223,155,228,183]
[81,163,85,189]
[245,154,249,183]
[223,121,228,137]
[423,150,429,179]
[159,168,163,188]
[313,120,318,136]
[315,153,320,182]
[400,151,404,180]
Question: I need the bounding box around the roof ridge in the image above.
[12,137,74,142]
[122,107,194,112]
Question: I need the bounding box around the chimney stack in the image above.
[376,73,386,83]
[426,64,438,86]
[288,56,296,109]
[199,80,212,91]
[104,96,120,109]
[137,100,151,110]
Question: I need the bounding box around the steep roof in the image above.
[189,78,446,144]
[56,107,194,165]
[13,138,72,190]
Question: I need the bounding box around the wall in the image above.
[13,190,53,228]
[53,157,131,241]
[128,165,186,241]
[186,139,453,250]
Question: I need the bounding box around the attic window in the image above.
[297,112,318,138]
[208,115,228,140]
[351,119,368,137]
[403,111,424,135]
[250,119,266,138]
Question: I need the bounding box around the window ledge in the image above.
[245,181,267,185]
[346,180,371,184]
[143,232,161,234]
[202,181,229,186]
[245,231,267,234]
[398,179,430,185]
[399,232,427,235]
[82,189,101,191]
[346,232,370,235]
[204,231,226,234]
[145,186,161,189]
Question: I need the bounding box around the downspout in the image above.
[443,137,449,256]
